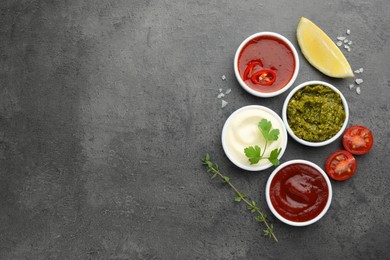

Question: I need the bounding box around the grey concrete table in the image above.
[1,0,389,259]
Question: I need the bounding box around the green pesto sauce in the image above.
[287,85,345,142]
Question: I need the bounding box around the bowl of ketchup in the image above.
[265,160,332,226]
[234,32,299,97]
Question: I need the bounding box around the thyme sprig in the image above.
[201,153,278,242]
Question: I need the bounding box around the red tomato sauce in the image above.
[269,163,329,222]
[238,36,295,93]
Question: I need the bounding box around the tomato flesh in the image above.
[343,126,373,155]
[325,150,357,181]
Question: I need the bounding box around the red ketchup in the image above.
[269,163,329,222]
[238,35,295,93]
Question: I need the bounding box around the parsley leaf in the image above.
[268,148,282,166]
[267,129,280,141]
[244,119,282,166]
[258,119,279,141]
[244,145,261,164]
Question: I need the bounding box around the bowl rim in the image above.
[221,105,288,171]
[265,159,333,226]
[233,31,300,98]
[282,80,349,147]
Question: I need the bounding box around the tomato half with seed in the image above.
[343,126,374,155]
[325,150,357,181]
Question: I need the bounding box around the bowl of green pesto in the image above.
[282,81,349,147]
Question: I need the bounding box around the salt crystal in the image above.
[337,36,346,41]
[347,48,351,52]
[347,29,351,35]
[221,100,228,108]
[344,44,349,49]
[349,84,354,90]
[356,86,361,94]
[336,41,343,46]
[359,68,364,73]
[221,75,226,81]
[219,88,222,92]
[217,93,225,98]
[348,41,352,45]
[354,69,361,74]
[355,78,363,85]
[225,89,231,95]
[344,39,349,43]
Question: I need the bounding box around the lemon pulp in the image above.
[297,17,354,78]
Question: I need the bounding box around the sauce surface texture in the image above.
[238,35,295,93]
[270,163,329,222]
[287,85,345,142]
[223,107,285,168]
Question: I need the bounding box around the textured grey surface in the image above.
[1,0,390,259]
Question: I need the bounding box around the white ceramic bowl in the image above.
[221,105,288,171]
[282,80,349,147]
[265,160,332,226]
[234,32,300,98]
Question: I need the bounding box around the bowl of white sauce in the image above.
[221,105,288,171]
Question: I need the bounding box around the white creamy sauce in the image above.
[224,107,285,167]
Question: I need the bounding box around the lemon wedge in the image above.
[297,17,354,78]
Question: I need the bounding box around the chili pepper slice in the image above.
[250,69,276,86]
[243,60,263,80]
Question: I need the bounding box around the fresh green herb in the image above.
[244,145,262,164]
[244,119,282,166]
[259,119,280,141]
[201,153,278,242]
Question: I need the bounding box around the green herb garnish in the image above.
[201,154,278,242]
[244,119,282,166]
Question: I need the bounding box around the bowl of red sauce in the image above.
[265,160,332,226]
[234,32,299,97]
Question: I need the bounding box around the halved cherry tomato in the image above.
[342,126,374,155]
[325,150,357,181]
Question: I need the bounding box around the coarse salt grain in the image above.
[344,39,349,43]
[337,36,346,41]
[355,78,363,85]
[221,75,226,81]
[359,68,364,73]
[221,100,228,108]
[217,93,225,98]
[356,87,361,94]
[349,84,354,90]
[354,69,361,74]
[336,41,343,46]
[348,41,352,45]
[347,29,350,35]
[225,89,231,95]
[219,88,222,92]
